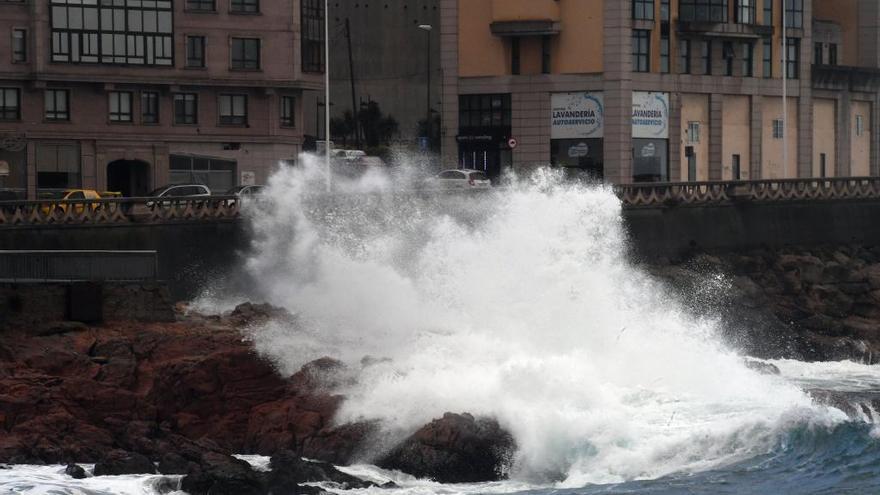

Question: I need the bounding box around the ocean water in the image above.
[5,157,880,494]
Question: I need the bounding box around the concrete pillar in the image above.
[602,0,633,184]
[439,0,459,170]
[750,95,763,179]
[838,92,852,176]
[709,93,723,180]
[82,140,97,190]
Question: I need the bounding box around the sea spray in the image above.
[229,154,844,486]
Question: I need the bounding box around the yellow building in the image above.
[441,0,880,183]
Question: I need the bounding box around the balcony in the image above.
[812,64,880,92]
[677,21,773,39]
[490,0,560,37]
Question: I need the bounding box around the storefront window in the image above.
[35,143,80,191]
[0,146,27,199]
[169,154,236,192]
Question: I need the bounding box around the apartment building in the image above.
[440,0,880,183]
[0,0,324,198]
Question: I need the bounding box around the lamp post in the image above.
[782,0,788,179]
[418,24,432,151]
[324,0,331,191]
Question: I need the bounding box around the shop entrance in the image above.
[107,159,150,197]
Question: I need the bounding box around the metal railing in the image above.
[0,250,158,282]
[0,195,240,227]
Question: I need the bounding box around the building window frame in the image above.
[763,38,772,78]
[230,0,259,14]
[829,43,838,65]
[185,0,215,12]
[660,35,670,73]
[541,35,551,74]
[660,0,670,22]
[785,0,803,29]
[12,28,26,63]
[735,0,755,24]
[723,41,734,76]
[218,94,247,126]
[814,42,823,65]
[280,95,295,127]
[786,37,800,79]
[0,88,21,121]
[742,41,754,76]
[856,115,865,137]
[763,0,773,25]
[141,91,159,124]
[458,93,512,135]
[45,89,70,122]
[688,121,701,144]
[511,37,521,75]
[186,35,206,68]
[632,30,650,73]
[633,0,654,20]
[301,0,324,72]
[108,91,133,123]
[173,92,198,125]
[701,40,712,75]
[679,39,691,74]
[680,0,729,23]
[230,37,260,70]
[773,119,784,139]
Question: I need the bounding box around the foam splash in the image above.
[225,154,848,486]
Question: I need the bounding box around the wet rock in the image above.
[65,463,87,479]
[93,450,156,476]
[181,452,264,495]
[227,302,293,326]
[36,321,88,336]
[267,450,372,490]
[378,412,516,483]
[743,359,781,375]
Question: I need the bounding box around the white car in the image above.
[426,169,492,190]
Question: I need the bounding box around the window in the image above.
[301,0,324,72]
[688,121,701,143]
[773,119,784,139]
[856,115,865,137]
[141,91,159,123]
[763,0,773,25]
[763,38,772,78]
[742,42,754,76]
[173,93,197,124]
[185,0,214,11]
[701,40,712,75]
[230,0,258,13]
[814,42,823,65]
[541,35,551,74]
[785,0,803,29]
[0,88,20,121]
[108,91,132,122]
[45,89,69,121]
[50,0,173,66]
[169,154,235,192]
[632,30,650,73]
[231,38,259,70]
[786,37,799,79]
[12,29,26,62]
[680,39,691,74]
[458,94,512,133]
[660,0,670,21]
[36,143,80,190]
[732,154,741,180]
[829,44,838,65]
[186,36,205,68]
[735,0,755,24]
[819,153,826,178]
[633,0,654,20]
[219,94,247,125]
[660,35,670,73]
[680,0,729,23]
[280,96,295,127]
[511,37,520,75]
[723,41,734,76]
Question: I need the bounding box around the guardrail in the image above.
[615,177,880,208]
[1,178,879,227]
[0,195,240,226]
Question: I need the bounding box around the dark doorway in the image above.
[107,159,150,197]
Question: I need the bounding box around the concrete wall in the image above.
[761,97,799,179]
[680,94,710,181]
[722,95,751,180]
[851,100,872,176]
[813,98,837,177]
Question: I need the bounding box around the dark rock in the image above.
[743,359,781,375]
[378,412,516,483]
[181,452,264,495]
[268,449,372,490]
[65,463,87,479]
[94,450,156,476]
[36,321,89,336]
[228,302,293,326]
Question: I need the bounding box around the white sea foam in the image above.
[210,154,854,486]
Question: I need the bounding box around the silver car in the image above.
[426,169,492,190]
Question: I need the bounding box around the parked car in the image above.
[226,185,265,197]
[424,169,492,190]
[38,189,109,214]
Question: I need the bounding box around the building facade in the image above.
[441,0,880,183]
[0,0,323,199]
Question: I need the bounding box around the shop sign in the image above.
[632,92,669,139]
[551,92,604,139]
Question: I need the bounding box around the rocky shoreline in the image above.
[0,303,514,493]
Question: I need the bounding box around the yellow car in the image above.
[39,189,120,215]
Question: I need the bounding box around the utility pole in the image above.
[418,24,433,151]
[324,0,331,192]
[782,0,788,179]
[345,18,360,149]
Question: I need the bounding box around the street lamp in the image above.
[418,24,432,151]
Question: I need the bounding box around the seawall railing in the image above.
[1,178,880,227]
